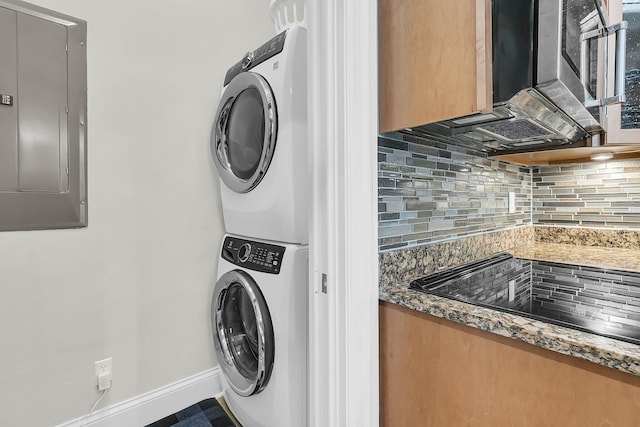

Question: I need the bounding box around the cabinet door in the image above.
[378,0,492,133]
[379,301,640,426]
[603,0,640,143]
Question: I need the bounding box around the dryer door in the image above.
[212,269,275,397]
[211,72,277,194]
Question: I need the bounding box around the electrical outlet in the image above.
[94,357,112,391]
[508,191,516,214]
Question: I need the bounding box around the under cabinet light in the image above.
[590,152,613,161]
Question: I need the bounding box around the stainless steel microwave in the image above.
[411,0,629,154]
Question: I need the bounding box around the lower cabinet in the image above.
[379,301,640,427]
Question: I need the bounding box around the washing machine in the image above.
[211,234,308,427]
[211,26,308,245]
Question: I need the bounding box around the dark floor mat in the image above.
[146,397,236,427]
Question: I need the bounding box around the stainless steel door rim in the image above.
[212,269,275,397]
[212,72,277,194]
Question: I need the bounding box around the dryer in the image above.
[211,234,308,427]
[211,26,308,244]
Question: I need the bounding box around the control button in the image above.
[238,243,251,262]
[222,247,234,261]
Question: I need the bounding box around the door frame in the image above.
[307,1,379,426]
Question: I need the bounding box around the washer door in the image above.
[211,72,277,194]
[212,269,275,397]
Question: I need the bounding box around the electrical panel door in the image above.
[0,0,87,231]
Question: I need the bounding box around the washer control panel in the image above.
[223,29,288,86]
[221,236,286,274]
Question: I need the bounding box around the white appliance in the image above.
[211,26,308,244]
[211,234,308,427]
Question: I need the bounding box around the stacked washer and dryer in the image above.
[210,25,309,427]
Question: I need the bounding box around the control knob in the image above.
[238,243,251,262]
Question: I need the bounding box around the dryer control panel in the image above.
[221,235,286,274]
[223,30,288,86]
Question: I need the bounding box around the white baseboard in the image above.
[57,367,223,427]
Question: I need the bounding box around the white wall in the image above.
[0,1,273,425]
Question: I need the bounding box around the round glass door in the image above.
[211,72,277,193]
[212,270,274,397]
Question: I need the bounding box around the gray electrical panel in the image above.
[0,0,87,231]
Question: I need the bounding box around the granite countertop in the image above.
[509,242,640,272]
[379,242,640,376]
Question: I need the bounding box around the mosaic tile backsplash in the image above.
[378,132,532,251]
[530,260,640,343]
[533,160,640,228]
[379,131,640,252]
[409,253,640,346]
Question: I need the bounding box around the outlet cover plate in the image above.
[94,357,112,377]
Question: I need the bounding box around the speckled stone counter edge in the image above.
[535,225,640,249]
[378,224,640,376]
[379,226,534,287]
[509,242,640,272]
[379,284,640,376]
[379,226,640,288]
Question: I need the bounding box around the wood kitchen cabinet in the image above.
[378,0,492,133]
[379,301,640,427]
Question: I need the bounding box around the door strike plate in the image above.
[1,94,13,106]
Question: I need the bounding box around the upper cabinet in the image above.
[378,0,492,133]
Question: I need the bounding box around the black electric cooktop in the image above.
[410,253,640,346]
